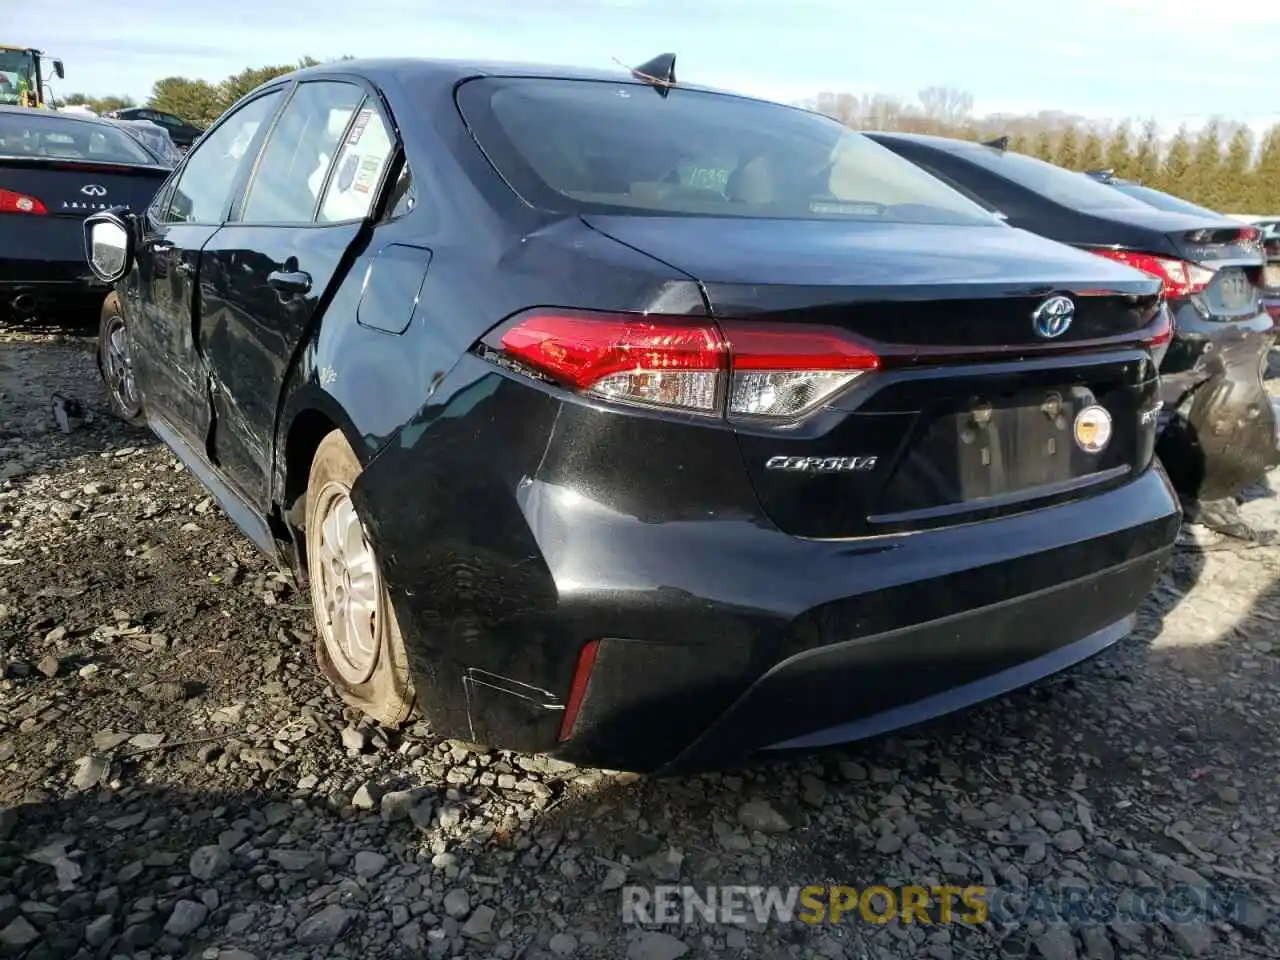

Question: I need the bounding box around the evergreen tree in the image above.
[1031,130,1055,162]
[1220,127,1254,213]
[1105,122,1134,178]
[1253,125,1280,212]
[1186,121,1224,207]
[1079,130,1105,172]
[1158,126,1193,195]
[1132,121,1160,184]
[1056,126,1080,169]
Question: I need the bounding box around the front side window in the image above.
[456,78,998,225]
[166,90,282,224]
[240,81,365,225]
[318,104,396,223]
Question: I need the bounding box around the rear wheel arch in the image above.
[282,407,342,517]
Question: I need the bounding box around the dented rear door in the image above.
[197,81,399,505]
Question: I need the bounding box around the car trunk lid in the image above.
[1082,210,1266,319]
[584,215,1166,537]
[0,156,169,219]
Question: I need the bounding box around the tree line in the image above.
[803,88,1280,213]
[57,69,1280,214]
[56,57,340,127]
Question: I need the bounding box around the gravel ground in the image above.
[1,322,1279,960]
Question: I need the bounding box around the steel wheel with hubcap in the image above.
[310,481,383,684]
[305,429,416,725]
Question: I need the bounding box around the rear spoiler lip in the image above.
[0,154,172,175]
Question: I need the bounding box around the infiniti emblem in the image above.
[80,184,107,197]
[1032,295,1075,338]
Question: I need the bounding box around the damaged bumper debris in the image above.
[1157,316,1279,504]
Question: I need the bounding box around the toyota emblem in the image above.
[1032,295,1075,339]
[80,184,107,197]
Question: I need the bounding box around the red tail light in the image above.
[1143,304,1173,350]
[1087,248,1212,299]
[497,309,879,419]
[0,187,47,215]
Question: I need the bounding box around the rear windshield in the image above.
[456,78,1000,225]
[0,111,154,164]
[1105,179,1223,218]
[945,144,1155,213]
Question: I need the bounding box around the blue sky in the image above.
[12,0,1280,132]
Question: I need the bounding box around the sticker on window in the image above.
[336,153,359,192]
[319,108,392,223]
[347,109,373,146]
[353,155,382,195]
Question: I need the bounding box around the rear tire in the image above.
[97,293,145,426]
[305,429,416,726]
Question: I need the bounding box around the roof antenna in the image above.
[615,53,677,97]
[982,135,1009,151]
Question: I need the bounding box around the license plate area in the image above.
[876,386,1135,515]
[1214,267,1256,311]
[952,388,1097,498]
[1263,264,1280,291]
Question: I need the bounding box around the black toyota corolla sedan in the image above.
[868,132,1278,534]
[84,57,1180,773]
[0,106,172,323]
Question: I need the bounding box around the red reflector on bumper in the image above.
[558,639,601,742]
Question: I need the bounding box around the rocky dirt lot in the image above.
[1,322,1279,960]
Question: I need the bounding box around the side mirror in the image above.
[53,60,65,80]
[84,210,136,283]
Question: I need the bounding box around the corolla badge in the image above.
[80,184,107,197]
[1032,295,1075,339]
[1073,404,1112,453]
[765,455,878,473]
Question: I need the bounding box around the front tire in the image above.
[305,430,416,726]
[97,293,145,426]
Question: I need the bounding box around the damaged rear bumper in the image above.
[1157,306,1278,500]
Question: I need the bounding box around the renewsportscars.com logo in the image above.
[622,883,1262,928]
[624,885,986,926]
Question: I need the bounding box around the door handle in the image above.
[267,270,312,295]
[150,240,174,254]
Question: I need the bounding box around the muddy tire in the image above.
[305,429,415,726]
[96,293,145,426]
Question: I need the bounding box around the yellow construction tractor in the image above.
[0,45,64,109]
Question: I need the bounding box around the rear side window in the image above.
[456,78,998,226]
[0,112,153,164]
[318,105,396,223]
[241,81,365,225]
